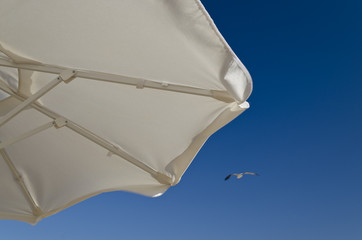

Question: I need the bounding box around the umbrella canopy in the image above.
[0,0,252,224]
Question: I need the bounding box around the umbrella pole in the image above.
[0,70,76,128]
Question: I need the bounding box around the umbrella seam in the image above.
[194,0,253,88]
[0,148,43,217]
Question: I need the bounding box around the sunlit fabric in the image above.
[0,0,252,224]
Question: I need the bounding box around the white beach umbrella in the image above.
[0,0,252,224]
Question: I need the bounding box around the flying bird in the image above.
[225,172,259,181]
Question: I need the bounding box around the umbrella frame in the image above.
[0,55,250,185]
[0,0,252,223]
[0,56,179,186]
[0,50,247,186]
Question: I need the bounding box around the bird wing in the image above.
[244,172,259,176]
[224,174,232,180]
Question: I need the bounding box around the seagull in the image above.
[225,172,259,181]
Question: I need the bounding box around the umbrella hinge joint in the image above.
[136,79,145,89]
[58,69,77,83]
[14,174,23,183]
[54,118,68,128]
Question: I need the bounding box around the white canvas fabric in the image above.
[0,0,252,224]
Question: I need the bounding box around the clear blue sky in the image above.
[2,0,362,239]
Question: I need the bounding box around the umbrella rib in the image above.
[0,69,76,129]
[0,148,43,217]
[65,122,174,185]
[0,85,174,186]
[0,57,234,103]
[0,121,55,150]
[0,77,60,128]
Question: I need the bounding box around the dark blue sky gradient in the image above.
[2,1,362,239]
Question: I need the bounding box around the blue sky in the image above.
[2,0,362,239]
